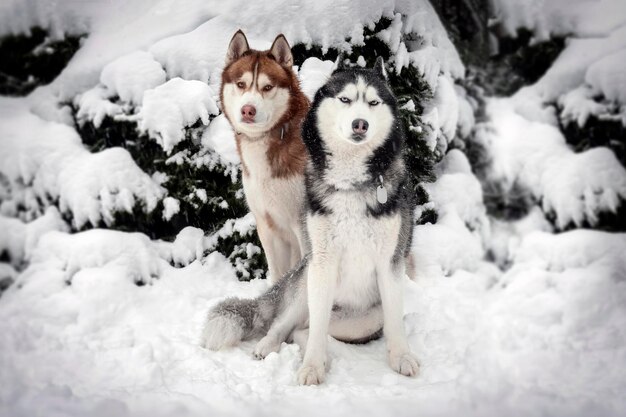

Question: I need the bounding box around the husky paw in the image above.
[389,351,420,377]
[252,336,281,360]
[297,363,325,385]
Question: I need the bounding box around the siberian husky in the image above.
[220,30,309,283]
[204,58,419,385]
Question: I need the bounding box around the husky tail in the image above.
[201,255,309,350]
[201,297,266,350]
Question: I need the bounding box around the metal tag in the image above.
[376,185,388,204]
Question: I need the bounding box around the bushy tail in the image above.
[201,297,267,350]
[201,255,309,350]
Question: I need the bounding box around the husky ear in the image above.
[333,52,346,72]
[226,30,250,66]
[373,57,388,80]
[270,34,293,69]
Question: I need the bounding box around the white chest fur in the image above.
[239,137,305,230]
[308,191,401,309]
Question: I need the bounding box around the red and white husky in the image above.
[220,30,309,284]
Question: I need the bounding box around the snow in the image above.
[558,86,609,128]
[493,0,626,124]
[492,0,626,39]
[0,207,67,267]
[298,58,335,100]
[74,85,125,128]
[381,2,465,86]
[535,25,626,104]
[200,114,240,166]
[586,49,626,105]
[414,150,489,277]
[160,226,206,267]
[420,75,460,153]
[162,197,181,221]
[100,51,167,106]
[476,98,626,229]
[138,78,219,154]
[2,221,624,416]
[0,98,166,228]
[1,0,625,415]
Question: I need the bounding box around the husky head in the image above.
[303,58,403,187]
[220,30,299,138]
[309,57,396,149]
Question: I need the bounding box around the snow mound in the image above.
[0,98,166,228]
[477,98,626,229]
[28,229,164,285]
[100,51,166,106]
[148,14,238,84]
[535,25,626,104]
[492,0,626,39]
[74,85,125,128]
[514,229,626,273]
[413,150,488,277]
[298,57,335,100]
[156,226,206,267]
[0,207,67,267]
[586,49,626,105]
[138,78,219,153]
[494,0,626,123]
[465,230,626,414]
[200,114,240,166]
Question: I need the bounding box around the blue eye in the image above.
[339,96,351,104]
[369,100,380,106]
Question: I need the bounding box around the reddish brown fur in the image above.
[221,49,309,179]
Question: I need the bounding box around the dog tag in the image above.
[376,185,388,204]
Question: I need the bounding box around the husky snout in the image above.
[351,118,368,140]
[241,104,257,123]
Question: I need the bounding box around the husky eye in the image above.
[369,100,380,106]
[236,81,245,89]
[339,96,351,104]
[263,85,274,92]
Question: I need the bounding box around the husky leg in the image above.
[289,238,302,268]
[376,262,420,377]
[256,220,282,284]
[272,237,295,279]
[297,228,338,385]
[253,273,308,359]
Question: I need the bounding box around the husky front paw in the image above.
[297,363,325,385]
[253,336,281,360]
[389,351,420,377]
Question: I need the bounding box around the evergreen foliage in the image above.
[0,27,84,96]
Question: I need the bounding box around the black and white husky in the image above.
[202,58,419,385]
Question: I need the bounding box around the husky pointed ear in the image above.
[226,30,250,66]
[333,52,346,72]
[374,57,388,80]
[270,34,293,69]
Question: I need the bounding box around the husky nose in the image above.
[352,119,369,135]
[241,105,256,122]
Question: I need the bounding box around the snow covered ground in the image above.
[1,0,626,416]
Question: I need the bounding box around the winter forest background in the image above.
[0,0,625,416]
